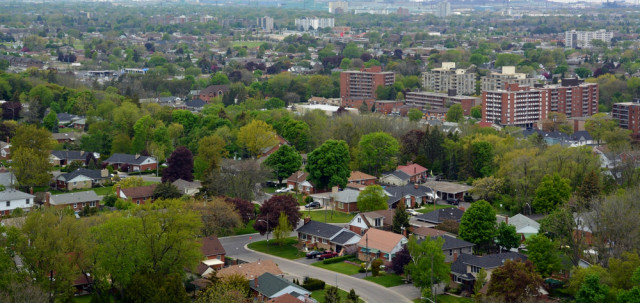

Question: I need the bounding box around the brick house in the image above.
[103,153,158,172]
[50,150,95,167]
[396,163,428,183]
[198,85,230,103]
[347,209,394,235]
[357,228,407,264]
[55,168,109,191]
[296,219,360,253]
[334,188,360,213]
[347,171,377,187]
[0,189,35,217]
[194,235,226,276]
[451,252,528,293]
[418,235,475,263]
[384,183,436,209]
[116,184,157,205]
[286,171,314,194]
[45,191,101,212]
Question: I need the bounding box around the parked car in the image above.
[306,250,325,259]
[405,209,420,216]
[305,201,321,209]
[275,187,290,193]
[318,251,339,260]
[446,198,460,205]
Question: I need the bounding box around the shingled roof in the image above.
[120,184,157,199]
[416,207,465,224]
[104,153,156,165]
[200,235,226,257]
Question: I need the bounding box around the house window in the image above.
[301,234,307,240]
[338,202,344,209]
[5,201,9,207]
[136,200,140,205]
[73,203,77,209]
[374,218,382,227]
[449,249,453,256]
[216,255,221,260]
[471,266,480,273]
[26,199,30,204]
[357,218,361,223]
[90,201,96,207]
[322,238,328,244]
[73,181,76,185]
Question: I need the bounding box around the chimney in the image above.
[45,192,51,206]
[453,252,458,262]
[254,277,258,288]
[414,183,419,189]
[135,154,140,159]
[304,216,311,225]
[29,187,33,195]
[116,185,121,198]
[505,216,509,225]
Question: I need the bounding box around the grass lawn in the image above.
[363,273,405,287]
[93,186,113,196]
[416,204,455,214]
[312,259,361,276]
[413,295,472,303]
[231,41,265,48]
[247,237,305,260]
[306,210,355,223]
[311,287,364,303]
[73,295,115,303]
[235,219,257,235]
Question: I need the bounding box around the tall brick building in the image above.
[612,99,640,137]
[340,66,395,110]
[539,79,599,118]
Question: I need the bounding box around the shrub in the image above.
[302,277,325,291]
[371,258,384,277]
[322,255,353,264]
[358,267,365,273]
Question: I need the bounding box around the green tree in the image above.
[272,211,292,246]
[609,252,640,291]
[306,140,350,190]
[470,176,503,202]
[576,274,610,303]
[470,105,482,119]
[408,108,423,122]
[487,260,543,303]
[585,113,617,145]
[496,222,520,252]
[405,236,450,300]
[474,269,487,295]
[342,42,363,59]
[43,110,58,131]
[532,173,571,213]
[392,202,410,234]
[445,104,464,122]
[357,185,388,212]
[280,119,310,152]
[526,234,560,277]
[152,182,183,200]
[237,120,278,158]
[495,53,522,67]
[577,170,601,207]
[11,124,55,187]
[264,145,302,185]
[265,97,285,109]
[196,274,250,303]
[575,67,592,79]
[325,285,341,303]
[617,267,640,303]
[346,289,359,303]
[459,200,496,250]
[210,72,230,85]
[357,132,399,176]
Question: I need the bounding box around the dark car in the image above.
[304,201,321,209]
[318,251,339,260]
[306,250,325,259]
[447,198,460,205]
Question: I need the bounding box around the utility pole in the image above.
[365,233,369,277]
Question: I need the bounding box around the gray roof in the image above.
[186,99,207,108]
[0,189,34,201]
[172,179,201,191]
[49,191,101,205]
[58,168,104,182]
[421,235,474,250]
[331,230,359,245]
[104,153,155,165]
[451,252,528,275]
[51,150,87,161]
[385,170,411,181]
[250,272,309,298]
[416,207,465,224]
[385,184,434,198]
[335,188,360,203]
[0,171,17,187]
[296,220,343,239]
[498,214,540,232]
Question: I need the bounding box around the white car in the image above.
[275,187,290,193]
[405,209,421,216]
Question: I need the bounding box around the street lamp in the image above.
[257,214,270,247]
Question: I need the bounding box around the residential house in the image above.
[56,168,109,191]
[56,113,85,127]
[260,135,288,160]
[250,272,313,302]
[116,184,157,205]
[348,209,394,235]
[217,259,284,280]
[0,141,10,160]
[384,183,435,209]
[0,189,35,216]
[198,85,230,103]
[379,170,411,186]
[396,163,428,183]
[103,153,158,172]
[412,226,450,239]
[419,235,474,263]
[286,171,314,194]
[268,293,315,303]
[52,132,82,144]
[451,252,528,292]
[334,188,361,213]
[422,181,473,201]
[172,179,201,196]
[186,98,207,112]
[346,171,376,190]
[194,235,226,276]
[497,214,540,241]
[357,228,407,264]
[45,191,101,212]
[296,219,361,253]
[50,150,94,167]
[415,207,465,226]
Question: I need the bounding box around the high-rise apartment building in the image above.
[328,1,348,13]
[256,16,274,32]
[295,17,335,31]
[612,99,640,137]
[481,66,537,91]
[436,1,451,18]
[565,30,613,48]
[540,79,599,118]
[422,62,476,95]
[340,66,395,109]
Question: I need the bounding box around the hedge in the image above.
[302,278,325,291]
[322,255,353,264]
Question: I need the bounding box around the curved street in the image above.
[219,232,415,303]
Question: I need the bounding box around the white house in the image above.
[0,189,35,216]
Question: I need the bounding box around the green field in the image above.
[306,210,355,223]
[231,41,265,48]
[312,259,362,276]
[234,219,258,235]
[363,273,406,287]
[311,287,364,303]
[247,237,305,260]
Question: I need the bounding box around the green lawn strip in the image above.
[306,210,355,223]
[310,287,364,303]
[416,204,455,214]
[235,219,257,235]
[231,41,264,48]
[363,273,405,287]
[311,259,361,276]
[247,237,305,260]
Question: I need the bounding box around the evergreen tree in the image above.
[392,202,410,234]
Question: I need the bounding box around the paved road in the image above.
[220,233,414,303]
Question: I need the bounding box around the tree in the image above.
[196,135,228,173]
[306,140,350,190]
[526,234,560,277]
[357,132,399,176]
[272,212,292,246]
[201,159,269,201]
[577,170,601,207]
[392,202,410,234]
[254,195,301,235]
[575,274,610,303]
[532,173,571,213]
[405,236,450,300]
[617,267,640,303]
[459,200,496,250]
[162,146,194,183]
[263,145,302,185]
[608,252,640,290]
[575,67,592,79]
[280,119,311,152]
[539,206,585,267]
[152,182,183,199]
[1,101,22,120]
[11,124,55,188]
[237,120,278,158]
[470,176,503,202]
[346,289,359,303]
[470,105,482,119]
[391,245,411,275]
[496,222,520,252]
[225,197,255,224]
[187,198,242,237]
[113,176,144,191]
[43,111,58,131]
[196,274,250,303]
[474,269,487,295]
[325,286,341,303]
[486,260,543,303]
[445,104,464,122]
[265,97,285,109]
[408,108,423,122]
[357,185,388,212]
